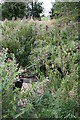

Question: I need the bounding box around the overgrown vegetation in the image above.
[0,2,80,119]
[0,19,34,66]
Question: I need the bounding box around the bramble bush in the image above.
[28,21,79,118]
[0,48,24,118]
[1,17,80,118]
[0,48,52,119]
[1,19,35,67]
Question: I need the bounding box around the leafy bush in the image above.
[0,48,53,119]
[28,21,79,118]
[0,48,23,118]
[1,19,35,66]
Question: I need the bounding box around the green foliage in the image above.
[1,19,35,66]
[26,1,43,20]
[1,7,80,118]
[0,3,2,20]
[33,2,43,19]
[28,20,79,118]
[2,1,43,20]
[0,48,23,118]
[2,2,26,20]
[0,50,51,118]
[50,2,79,20]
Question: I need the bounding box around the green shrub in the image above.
[0,48,23,118]
[1,19,35,66]
[28,21,79,118]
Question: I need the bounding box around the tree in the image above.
[49,2,79,20]
[2,2,26,20]
[2,0,43,20]
[26,1,43,20]
[33,2,43,19]
[0,3,2,20]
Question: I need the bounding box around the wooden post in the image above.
[45,25,48,32]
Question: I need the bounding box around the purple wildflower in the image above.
[19,76,22,78]
[14,77,16,80]
[13,58,15,61]
[39,91,42,94]
[9,68,10,71]
[9,73,11,76]
[44,83,46,87]
[44,80,46,83]
[46,77,49,81]
[6,48,8,52]
[22,70,25,73]
[3,48,5,51]
[17,79,20,81]
[26,87,29,91]
[9,59,11,62]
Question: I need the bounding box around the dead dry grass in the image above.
[28,19,56,27]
